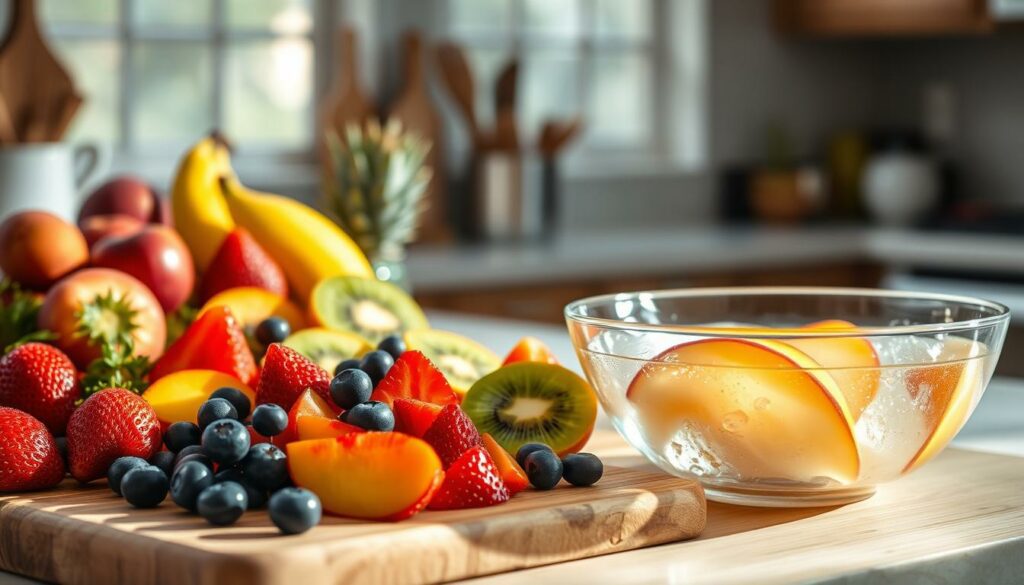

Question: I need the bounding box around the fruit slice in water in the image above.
[405,329,502,397]
[627,338,860,483]
[903,338,985,473]
[143,370,254,425]
[462,363,598,457]
[282,328,372,372]
[287,432,443,520]
[201,286,306,332]
[309,276,428,345]
[787,320,880,421]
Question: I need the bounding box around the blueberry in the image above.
[164,421,201,453]
[121,466,169,508]
[196,482,249,526]
[515,442,554,468]
[170,460,214,512]
[255,317,291,345]
[214,467,268,509]
[241,443,290,492]
[524,450,563,490]
[561,453,603,487]
[149,451,176,477]
[197,398,238,431]
[251,403,288,437]
[330,369,373,410]
[377,335,406,360]
[360,350,394,387]
[107,456,149,496]
[210,387,252,420]
[174,444,204,465]
[201,419,251,465]
[174,452,215,472]
[340,400,394,432]
[268,488,322,535]
[334,358,362,377]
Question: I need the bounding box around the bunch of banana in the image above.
[171,134,235,272]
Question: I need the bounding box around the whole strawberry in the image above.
[66,388,162,483]
[0,343,81,435]
[0,407,65,492]
[255,343,331,410]
[428,446,509,510]
[422,404,483,468]
[199,228,288,303]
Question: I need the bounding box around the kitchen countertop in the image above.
[407,226,1024,291]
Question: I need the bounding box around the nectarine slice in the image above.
[628,338,860,483]
[287,433,443,520]
[788,320,880,420]
[142,369,254,424]
[200,286,305,331]
[295,415,363,441]
[282,388,340,444]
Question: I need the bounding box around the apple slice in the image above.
[903,338,985,473]
[627,338,859,483]
[143,369,254,424]
[788,320,880,420]
[296,415,363,441]
[287,432,444,521]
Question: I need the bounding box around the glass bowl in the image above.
[565,287,1009,507]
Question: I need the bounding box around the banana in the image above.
[219,176,374,304]
[171,135,236,272]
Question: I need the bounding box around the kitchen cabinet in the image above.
[774,0,993,37]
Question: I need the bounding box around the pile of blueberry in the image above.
[515,443,604,490]
[327,335,406,431]
[109,387,322,535]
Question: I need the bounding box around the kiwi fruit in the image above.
[462,363,598,457]
[310,276,429,344]
[403,329,501,395]
[282,328,372,372]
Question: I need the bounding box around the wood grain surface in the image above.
[0,431,705,585]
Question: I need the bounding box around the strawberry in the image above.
[371,351,459,407]
[66,388,162,482]
[199,228,288,303]
[255,343,331,411]
[149,306,257,386]
[0,343,81,434]
[481,433,529,496]
[0,407,65,492]
[428,445,509,510]
[421,404,482,468]
[393,398,443,438]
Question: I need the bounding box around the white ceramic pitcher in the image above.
[0,143,103,221]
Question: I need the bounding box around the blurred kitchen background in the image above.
[3,0,1024,372]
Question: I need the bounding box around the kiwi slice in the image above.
[462,363,598,457]
[310,276,429,344]
[282,328,372,372]
[404,329,501,395]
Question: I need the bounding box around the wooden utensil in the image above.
[0,0,83,142]
[320,26,374,141]
[539,117,583,158]
[0,95,16,144]
[435,41,482,147]
[493,60,519,150]
[389,31,450,242]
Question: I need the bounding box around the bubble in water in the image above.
[722,410,749,433]
[753,397,771,411]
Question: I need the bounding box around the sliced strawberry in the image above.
[421,404,482,468]
[481,433,529,496]
[0,407,65,492]
[428,445,509,510]
[0,343,81,435]
[371,351,458,408]
[199,228,288,303]
[66,388,162,483]
[149,306,257,386]
[393,398,443,438]
[282,388,341,444]
[255,344,331,411]
[502,336,559,366]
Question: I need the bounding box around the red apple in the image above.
[91,225,195,313]
[79,214,146,249]
[78,176,169,226]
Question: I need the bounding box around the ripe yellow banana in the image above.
[219,176,373,304]
[171,135,236,272]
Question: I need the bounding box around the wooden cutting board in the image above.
[0,434,705,585]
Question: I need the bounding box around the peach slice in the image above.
[903,338,985,473]
[200,286,306,332]
[143,369,254,424]
[627,338,859,483]
[282,388,341,444]
[296,415,364,441]
[788,320,880,420]
[287,432,444,521]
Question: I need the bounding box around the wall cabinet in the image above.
[774,0,993,37]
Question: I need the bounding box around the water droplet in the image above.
[754,397,771,411]
[721,410,748,433]
[688,465,705,476]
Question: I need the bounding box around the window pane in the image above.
[226,0,312,34]
[51,39,120,143]
[521,50,580,137]
[588,51,651,145]
[448,0,510,36]
[224,39,312,149]
[593,0,652,40]
[131,42,214,145]
[524,0,580,38]
[41,0,116,26]
[133,0,211,29]
[464,47,512,130]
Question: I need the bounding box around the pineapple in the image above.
[322,119,432,287]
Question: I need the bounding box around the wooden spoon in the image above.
[539,118,583,158]
[320,26,374,137]
[493,60,519,150]
[435,42,481,146]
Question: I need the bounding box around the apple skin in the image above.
[91,225,195,313]
[79,214,146,249]
[78,176,170,226]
